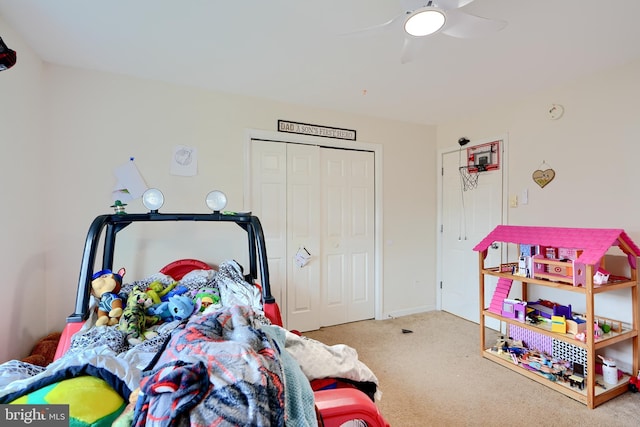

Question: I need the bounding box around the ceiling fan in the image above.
[349,0,507,63]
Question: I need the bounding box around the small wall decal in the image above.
[171,145,198,176]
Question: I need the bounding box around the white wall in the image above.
[0,18,46,362]
[38,66,437,340]
[438,58,640,233]
[437,57,640,373]
[1,17,437,362]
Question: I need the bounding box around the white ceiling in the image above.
[2,0,640,126]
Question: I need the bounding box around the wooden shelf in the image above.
[483,309,638,350]
[476,226,640,409]
[483,349,631,406]
[482,267,636,294]
[533,271,573,284]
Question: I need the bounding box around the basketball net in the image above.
[459,166,479,191]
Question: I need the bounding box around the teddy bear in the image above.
[21,332,62,367]
[119,286,161,345]
[91,267,126,326]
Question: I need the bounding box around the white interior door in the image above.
[320,148,375,326]
[440,140,504,325]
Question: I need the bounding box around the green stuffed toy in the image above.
[145,281,178,304]
[118,287,160,345]
[192,287,222,313]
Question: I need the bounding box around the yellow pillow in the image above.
[11,376,126,427]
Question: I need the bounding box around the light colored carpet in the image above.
[304,311,639,427]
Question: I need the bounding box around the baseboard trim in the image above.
[381,305,436,320]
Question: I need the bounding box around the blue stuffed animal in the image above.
[147,294,195,322]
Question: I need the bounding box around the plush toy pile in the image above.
[87,269,226,347]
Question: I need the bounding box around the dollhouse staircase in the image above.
[488,277,513,314]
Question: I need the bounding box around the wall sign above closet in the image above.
[278,120,356,141]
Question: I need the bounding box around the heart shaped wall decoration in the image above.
[532,169,555,188]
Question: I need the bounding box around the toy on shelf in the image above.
[598,355,619,385]
[551,315,567,333]
[490,336,580,384]
[501,299,527,322]
[91,268,126,326]
[568,362,586,390]
[594,315,623,333]
[566,317,587,335]
[594,267,610,285]
[527,299,572,320]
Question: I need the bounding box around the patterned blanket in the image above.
[133,305,287,427]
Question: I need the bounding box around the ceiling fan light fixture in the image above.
[404,7,446,37]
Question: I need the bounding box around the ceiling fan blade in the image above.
[400,36,421,64]
[400,0,428,11]
[400,0,475,12]
[432,0,476,11]
[441,9,507,38]
[341,11,407,37]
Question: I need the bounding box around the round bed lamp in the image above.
[142,188,165,213]
[205,190,227,212]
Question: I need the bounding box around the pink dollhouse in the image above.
[474,225,640,286]
[474,225,640,409]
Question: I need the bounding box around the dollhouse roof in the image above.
[473,225,640,266]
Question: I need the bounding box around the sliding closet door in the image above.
[285,143,321,331]
[321,148,375,325]
[251,140,374,331]
[250,141,288,323]
[250,140,321,331]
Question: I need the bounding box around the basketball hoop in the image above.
[459,166,479,191]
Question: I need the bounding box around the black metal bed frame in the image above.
[67,211,274,323]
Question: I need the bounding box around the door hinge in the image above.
[440,281,443,289]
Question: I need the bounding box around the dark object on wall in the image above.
[458,137,470,146]
[0,36,17,71]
